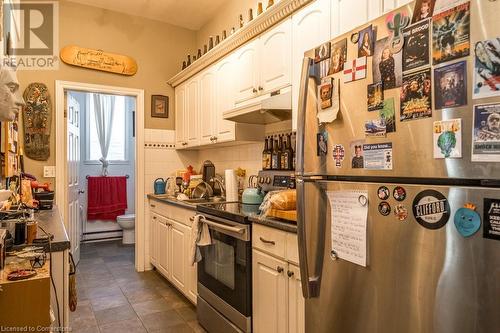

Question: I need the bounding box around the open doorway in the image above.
[55,81,146,270]
[66,90,136,264]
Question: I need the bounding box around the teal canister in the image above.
[154,178,166,195]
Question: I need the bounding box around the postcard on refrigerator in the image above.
[472,103,500,162]
[434,61,467,109]
[380,98,396,133]
[433,0,469,15]
[402,19,430,72]
[363,142,393,170]
[350,140,365,169]
[358,25,375,57]
[433,118,462,158]
[473,38,500,99]
[412,0,436,23]
[314,41,331,63]
[364,119,387,137]
[327,190,368,267]
[432,2,470,65]
[317,78,340,123]
[400,68,432,121]
[367,82,384,111]
[373,37,403,90]
[329,38,348,75]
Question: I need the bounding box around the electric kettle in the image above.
[154,178,166,195]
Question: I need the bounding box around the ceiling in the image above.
[66,0,231,30]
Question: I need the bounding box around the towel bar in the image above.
[86,175,130,179]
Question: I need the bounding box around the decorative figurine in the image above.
[204,45,208,54]
[239,14,244,28]
[182,61,186,70]
[248,8,254,22]
[197,49,202,59]
[215,35,220,45]
[267,0,274,9]
[187,55,191,66]
[231,27,236,35]
[209,36,214,50]
[222,30,227,40]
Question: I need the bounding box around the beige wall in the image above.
[195,0,261,50]
[17,0,196,182]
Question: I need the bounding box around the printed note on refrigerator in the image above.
[327,190,368,267]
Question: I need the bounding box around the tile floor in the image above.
[71,240,206,333]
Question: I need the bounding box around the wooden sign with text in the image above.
[60,45,138,76]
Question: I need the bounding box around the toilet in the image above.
[116,214,135,244]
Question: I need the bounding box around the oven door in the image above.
[197,214,252,317]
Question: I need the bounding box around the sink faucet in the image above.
[210,176,226,199]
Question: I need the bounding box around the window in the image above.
[86,94,128,163]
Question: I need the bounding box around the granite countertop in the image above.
[249,215,297,233]
[147,194,197,211]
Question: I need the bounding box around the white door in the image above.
[67,93,81,265]
[252,250,287,333]
[287,264,305,333]
[199,69,216,145]
[186,78,200,147]
[291,0,331,130]
[234,39,260,104]
[175,83,187,148]
[158,217,171,278]
[215,55,236,143]
[259,18,292,94]
[171,220,188,292]
[331,0,381,37]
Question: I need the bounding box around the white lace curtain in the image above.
[92,93,115,176]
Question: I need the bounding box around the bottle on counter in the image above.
[281,135,292,170]
[278,135,285,170]
[271,138,281,170]
[262,138,271,170]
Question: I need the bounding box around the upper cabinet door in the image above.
[291,0,331,131]
[383,0,412,13]
[331,0,383,37]
[234,39,260,104]
[175,83,187,147]
[215,55,236,142]
[199,69,216,146]
[259,18,292,94]
[186,77,200,147]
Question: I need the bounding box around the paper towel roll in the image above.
[225,169,238,202]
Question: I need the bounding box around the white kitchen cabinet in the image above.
[199,69,217,145]
[291,0,331,131]
[252,250,288,333]
[259,18,292,94]
[235,39,261,104]
[252,224,305,333]
[175,83,187,147]
[234,19,292,105]
[186,77,200,147]
[157,217,172,279]
[150,213,159,265]
[170,220,189,292]
[331,0,379,37]
[383,0,412,13]
[186,230,198,304]
[287,264,304,333]
[214,55,237,143]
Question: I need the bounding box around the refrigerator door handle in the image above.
[296,57,319,176]
[297,178,320,298]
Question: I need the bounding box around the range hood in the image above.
[223,87,292,124]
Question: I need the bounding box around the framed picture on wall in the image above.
[151,95,169,118]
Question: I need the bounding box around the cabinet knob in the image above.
[213,136,217,141]
[153,216,157,219]
[150,204,156,208]
[287,270,294,278]
[258,86,263,91]
[252,88,258,93]
[277,266,284,273]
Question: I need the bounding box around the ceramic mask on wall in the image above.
[0,62,25,121]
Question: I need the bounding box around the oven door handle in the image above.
[201,218,245,234]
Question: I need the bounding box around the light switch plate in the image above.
[43,166,56,178]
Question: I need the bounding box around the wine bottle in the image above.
[271,139,280,170]
[278,135,285,170]
[262,138,271,170]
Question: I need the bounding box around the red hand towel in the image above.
[87,176,127,221]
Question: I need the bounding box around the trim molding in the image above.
[167,0,313,87]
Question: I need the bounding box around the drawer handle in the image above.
[277,266,284,273]
[287,270,294,278]
[151,204,156,208]
[259,237,275,245]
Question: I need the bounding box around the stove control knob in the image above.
[259,177,264,184]
[265,177,272,184]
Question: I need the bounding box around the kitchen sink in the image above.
[182,197,226,204]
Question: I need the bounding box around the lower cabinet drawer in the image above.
[252,224,287,259]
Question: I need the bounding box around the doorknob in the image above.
[78,189,85,194]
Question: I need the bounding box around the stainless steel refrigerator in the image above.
[296,1,500,332]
